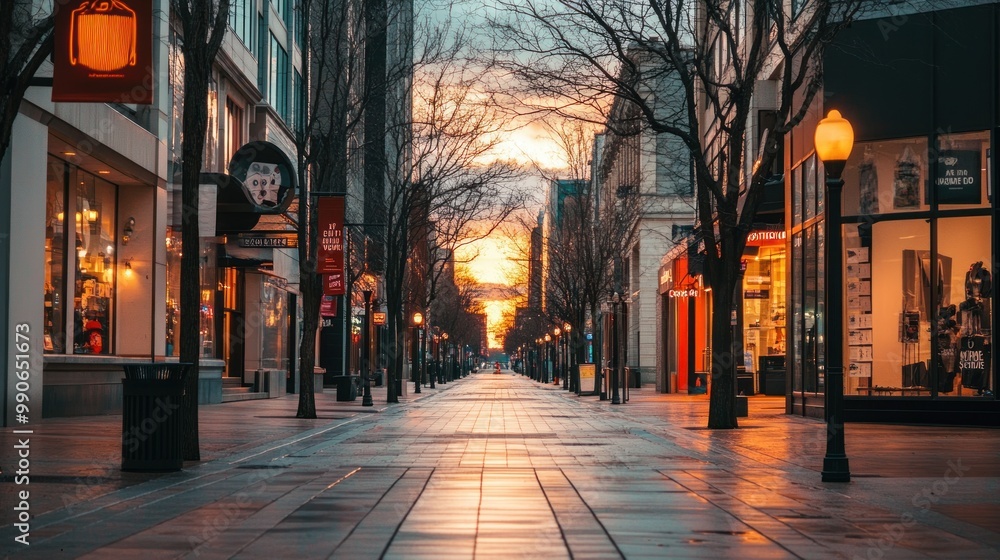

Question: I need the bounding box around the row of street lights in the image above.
[409,311,464,392]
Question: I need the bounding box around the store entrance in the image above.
[220,267,245,378]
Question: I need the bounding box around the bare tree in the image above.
[380,17,525,396]
[503,119,641,391]
[173,0,230,459]
[0,1,53,161]
[292,0,368,417]
[489,0,873,428]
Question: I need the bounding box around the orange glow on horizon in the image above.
[456,236,526,287]
[483,299,515,349]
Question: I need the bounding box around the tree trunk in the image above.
[179,59,209,461]
[296,269,320,418]
[707,271,738,429]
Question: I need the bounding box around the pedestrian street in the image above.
[3,372,999,559]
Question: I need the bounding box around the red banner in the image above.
[53,0,154,104]
[320,295,337,317]
[324,272,344,296]
[317,196,345,274]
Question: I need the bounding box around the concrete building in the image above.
[593,50,695,387]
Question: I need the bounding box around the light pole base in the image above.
[821,457,851,482]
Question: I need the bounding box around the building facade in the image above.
[790,2,999,424]
[2,0,306,424]
[595,52,695,387]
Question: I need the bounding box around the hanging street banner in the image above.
[53,0,154,104]
[320,295,337,317]
[324,272,344,296]
[317,196,345,275]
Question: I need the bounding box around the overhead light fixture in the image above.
[98,170,111,175]
[63,151,76,156]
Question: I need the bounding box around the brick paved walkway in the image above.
[2,373,998,559]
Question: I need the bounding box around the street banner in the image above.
[53,0,154,104]
[320,295,337,317]
[317,196,345,274]
[324,272,344,296]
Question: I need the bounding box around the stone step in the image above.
[221,377,245,387]
[220,391,270,402]
[223,386,252,394]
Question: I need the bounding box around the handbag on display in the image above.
[902,361,928,388]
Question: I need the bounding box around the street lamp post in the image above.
[442,332,450,382]
[429,330,438,389]
[564,322,574,392]
[553,327,562,385]
[563,322,571,390]
[412,312,423,394]
[544,333,552,383]
[815,109,854,483]
[361,290,374,407]
[538,338,545,381]
[611,292,622,405]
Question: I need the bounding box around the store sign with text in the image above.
[237,233,298,248]
[373,312,387,325]
[668,288,700,298]
[744,289,770,299]
[745,230,786,246]
[317,196,345,276]
[324,272,344,296]
[53,0,154,103]
[935,150,981,204]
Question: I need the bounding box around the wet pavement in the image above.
[1,372,999,559]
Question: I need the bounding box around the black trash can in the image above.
[333,375,358,401]
[373,369,384,387]
[121,363,190,472]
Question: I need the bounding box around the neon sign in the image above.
[53,0,153,104]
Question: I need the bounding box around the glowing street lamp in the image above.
[563,322,573,392]
[544,333,552,383]
[412,311,423,394]
[815,109,854,483]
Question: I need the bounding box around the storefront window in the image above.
[44,157,67,354]
[200,241,218,358]
[842,137,929,217]
[165,227,180,355]
[802,224,822,392]
[845,218,932,396]
[73,170,117,355]
[742,233,787,375]
[791,233,803,390]
[261,279,289,371]
[937,216,992,397]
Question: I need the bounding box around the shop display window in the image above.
[165,227,180,355]
[261,278,289,371]
[844,220,931,396]
[842,137,929,217]
[742,241,786,374]
[841,130,994,399]
[937,216,992,397]
[164,227,218,358]
[73,171,117,354]
[44,157,67,354]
